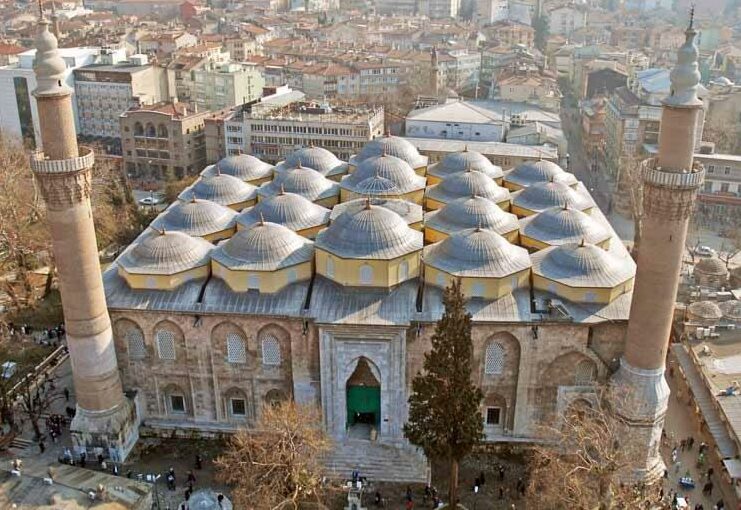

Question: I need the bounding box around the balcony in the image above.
[30,146,95,174]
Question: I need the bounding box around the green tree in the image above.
[533,14,550,52]
[404,279,484,508]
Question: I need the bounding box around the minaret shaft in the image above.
[37,96,79,160]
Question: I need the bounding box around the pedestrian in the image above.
[699,442,707,455]
[187,470,196,486]
[688,437,695,450]
[499,464,505,481]
[681,438,687,451]
[672,447,678,463]
[195,454,203,470]
[406,485,413,502]
[423,484,431,503]
[707,467,715,480]
[80,451,86,468]
[405,500,414,510]
[478,471,485,486]
[703,481,713,497]
[498,486,505,500]
[374,491,383,507]
[217,493,224,508]
[39,440,45,454]
[64,388,69,402]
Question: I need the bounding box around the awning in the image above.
[723,458,741,479]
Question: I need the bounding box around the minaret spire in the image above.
[29,8,138,461]
[610,9,706,483]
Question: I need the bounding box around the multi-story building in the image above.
[222,87,384,163]
[120,101,211,179]
[191,63,265,113]
[494,70,561,111]
[74,53,166,146]
[138,31,198,57]
[0,46,99,148]
[417,0,461,18]
[374,0,418,15]
[546,4,587,37]
[694,152,741,226]
[477,0,509,24]
[115,0,184,17]
[483,20,535,48]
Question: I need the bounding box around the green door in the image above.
[346,385,381,427]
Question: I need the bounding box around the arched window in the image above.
[398,260,409,281]
[126,328,146,359]
[484,342,505,375]
[157,124,168,138]
[226,333,247,364]
[134,122,144,136]
[359,264,373,285]
[471,281,485,298]
[261,334,281,366]
[436,273,446,287]
[286,268,298,284]
[326,257,335,278]
[145,122,156,137]
[574,360,596,386]
[247,274,260,290]
[156,329,176,360]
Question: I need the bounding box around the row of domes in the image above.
[117,139,629,304]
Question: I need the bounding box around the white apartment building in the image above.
[0,46,101,148]
[74,53,166,143]
[223,87,384,163]
[418,0,461,18]
[547,5,588,37]
[477,0,509,24]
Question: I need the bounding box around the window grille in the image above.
[574,360,596,386]
[484,343,505,375]
[226,333,247,364]
[261,335,281,366]
[156,329,176,360]
[127,329,146,359]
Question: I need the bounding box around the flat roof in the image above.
[402,137,559,158]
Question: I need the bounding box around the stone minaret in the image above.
[430,46,439,97]
[29,18,139,461]
[611,12,705,482]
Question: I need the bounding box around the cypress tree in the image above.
[404,279,484,508]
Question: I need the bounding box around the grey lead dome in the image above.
[341,154,425,195]
[424,195,519,237]
[426,170,510,205]
[151,198,238,238]
[213,221,314,272]
[179,173,258,207]
[118,230,214,275]
[519,205,610,246]
[276,146,347,177]
[504,160,577,188]
[352,135,427,168]
[424,228,531,278]
[258,165,340,202]
[316,203,422,259]
[531,242,635,288]
[428,150,504,181]
[513,181,593,213]
[330,197,423,226]
[237,191,331,232]
[203,155,274,182]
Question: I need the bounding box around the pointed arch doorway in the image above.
[346,357,381,439]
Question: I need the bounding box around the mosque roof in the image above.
[688,300,723,320]
[424,195,519,236]
[330,197,423,226]
[257,165,340,202]
[351,135,428,168]
[275,146,347,177]
[512,180,593,213]
[202,154,274,182]
[151,198,237,237]
[315,202,422,260]
[531,242,635,288]
[504,159,577,188]
[212,221,314,272]
[236,191,331,232]
[118,229,213,275]
[426,170,510,205]
[519,205,610,246]
[719,300,741,321]
[694,256,729,276]
[427,149,504,181]
[341,154,426,195]
[179,173,258,206]
[424,228,531,278]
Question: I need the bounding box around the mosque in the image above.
[30,10,705,482]
[104,137,636,457]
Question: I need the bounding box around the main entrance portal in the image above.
[346,358,380,438]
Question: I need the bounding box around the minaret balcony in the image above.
[30,146,95,175]
[640,157,705,190]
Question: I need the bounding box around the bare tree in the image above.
[215,401,332,510]
[618,155,645,258]
[527,390,655,510]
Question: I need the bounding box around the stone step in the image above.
[322,440,428,484]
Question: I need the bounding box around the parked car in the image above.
[694,245,716,257]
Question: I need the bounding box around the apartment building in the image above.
[74,53,166,145]
[695,152,741,224]
[0,46,99,148]
[477,0,509,24]
[223,87,384,163]
[546,4,587,37]
[191,62,265,112]
[120,102,211,179]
